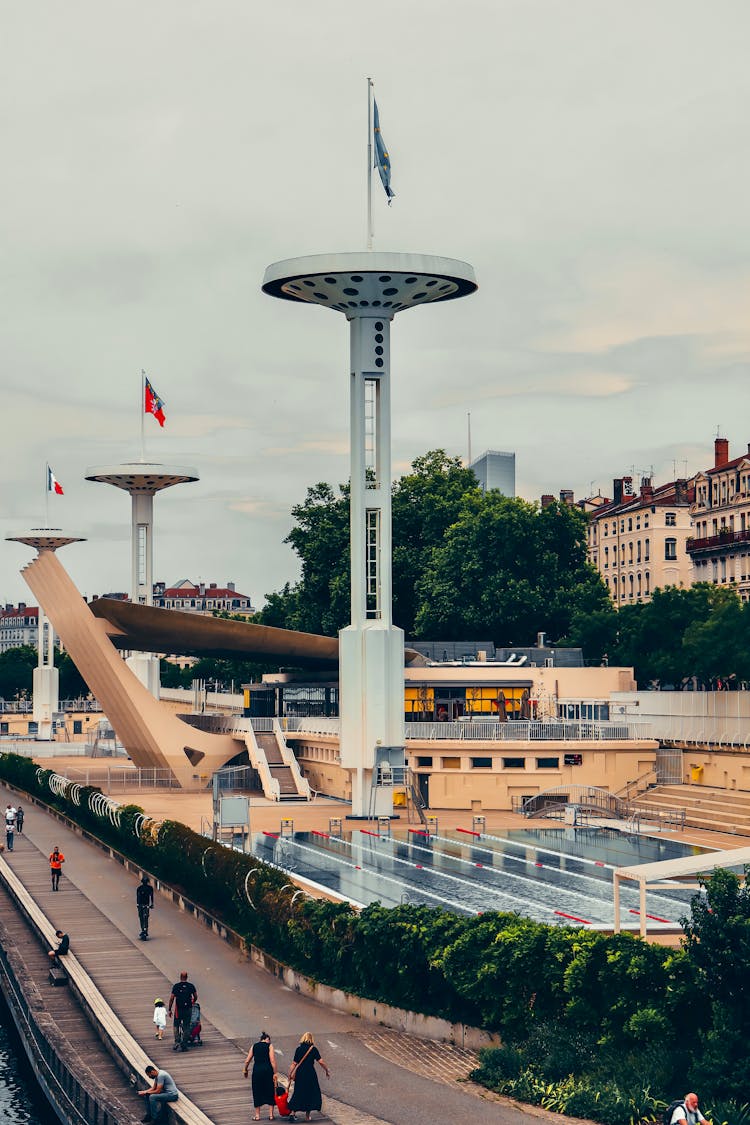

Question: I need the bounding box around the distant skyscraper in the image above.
[470,450,516,496]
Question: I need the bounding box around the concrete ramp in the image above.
[21,551,244,787]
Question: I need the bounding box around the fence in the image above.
[285,717,648,741]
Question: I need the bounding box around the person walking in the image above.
[4,804,16,830]
[137,876,154,940]
[153,999,167,1041]
[15,806,24,834]
[243,1030,278,1121]
[49,846,65,891]
[287,1032,330,1122]
[168,971,197,1052]
[5,819,14,852]
[137,1064,178,1122]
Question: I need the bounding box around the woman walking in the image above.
[287,1032,330,1122]
[243,1030,277,1121]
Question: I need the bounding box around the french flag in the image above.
[47,466,64,495]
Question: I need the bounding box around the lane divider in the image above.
[554,910,591,924]
[629,909,673,924]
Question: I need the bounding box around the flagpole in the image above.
[367,77,374,250]
[140,369,146,463]
[44,463,50,529]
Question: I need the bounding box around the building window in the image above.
[471,757,493,768]
[645,538,650,561]
[536,757,560,769]
[73,720,83,735]
[665,512,677,526]
[416,756,432,767]
[502,757,525,769]
[604,547,609,568]
[665,538,677,560]
[441,757,461,769]
[628,518,632,531]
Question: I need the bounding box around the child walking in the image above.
[153,998,167,1040]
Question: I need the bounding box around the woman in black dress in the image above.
[243,1030,278,1121]
[287,1031,330,1122]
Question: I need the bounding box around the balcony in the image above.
[687,528,750,557]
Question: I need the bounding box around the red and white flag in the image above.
[144,375,166,427]
[47,466,64,495]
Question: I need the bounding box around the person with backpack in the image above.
[667,1093,712,1125]
[168,972,197,1052]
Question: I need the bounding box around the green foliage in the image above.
[256,450,608,643]
[0,645,37,699]
[7,751,750,1119]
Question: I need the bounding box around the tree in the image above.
[414,496,609,643]
[0,646,36,699]
[391,450,480,635]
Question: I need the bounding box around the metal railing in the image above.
[284,717,649,741]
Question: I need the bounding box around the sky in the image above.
[1,1,749,609]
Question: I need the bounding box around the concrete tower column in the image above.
[262,253,477,816]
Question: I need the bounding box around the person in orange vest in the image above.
[49,846,65,891]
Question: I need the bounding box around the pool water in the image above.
[250,825,716,930]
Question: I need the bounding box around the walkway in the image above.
[2,786,540,1125]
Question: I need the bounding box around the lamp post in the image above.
[263,253,477,816]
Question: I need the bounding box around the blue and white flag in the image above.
[373,100,394,204]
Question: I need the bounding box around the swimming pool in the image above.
[249,825,718,931]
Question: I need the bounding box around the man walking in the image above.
[168,971,197,1052]
[15,806,24,834]
[138,1064,178,1122]
[137,876,154,940]
[49,846,65,891]
[5,819,14,852]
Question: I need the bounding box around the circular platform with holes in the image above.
[7,529,86,552]
[262,252,477,315]
[84,462,199,493]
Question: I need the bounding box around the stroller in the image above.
[188,1001,203,1047]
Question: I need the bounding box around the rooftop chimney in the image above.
[640,477,654,501]
[715,436,729,468]
[540,494,555,509]
[559,489,574,506]
[227,581,235,592]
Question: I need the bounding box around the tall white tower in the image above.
[84,463,198,696]
[6,530,86,739]
[263,253,477,816]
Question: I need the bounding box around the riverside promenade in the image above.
[0,785,544,1125]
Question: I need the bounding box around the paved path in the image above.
[3,787,542,1125]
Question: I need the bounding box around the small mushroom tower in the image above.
[263,253,477,816]
[6,530,86,739]
[84,462,198,696]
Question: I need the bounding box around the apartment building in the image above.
[587,475,693,605]
[152,580,255,615]
[0,604,40,653]
[689,437,750,601]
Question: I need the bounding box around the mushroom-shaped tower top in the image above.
[85,462,199,494]
[7,529,86,552]
[262,252,477,316]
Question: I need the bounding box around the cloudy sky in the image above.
[2,1,749,609]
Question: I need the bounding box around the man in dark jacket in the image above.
[136,876,154,940]
[168,972,197,1051]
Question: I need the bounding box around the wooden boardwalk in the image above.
[5,833,256,1125]
[0,868,143,1124]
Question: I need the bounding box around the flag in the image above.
[373,100,394,204]
[47,466,64,495]
[144,376,166,427]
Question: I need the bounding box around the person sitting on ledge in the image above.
[48,930,69,961]
[138,1064,179,1122]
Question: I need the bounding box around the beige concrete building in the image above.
[689,437,750,602]
[587,475,694,605]
[282,662,653,811]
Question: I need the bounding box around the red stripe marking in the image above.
[554,911,591,924]
[475,863,483,868]
[595,861,605,867]
[535,862,543,867]
[359,829,380,837]
[408,828,429,835]
[629,910,673,923]
[355,865,361,869]
[262,831,279,838]
[415,864,423,869]
[456,827,481,836]
[311,830,330,838]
